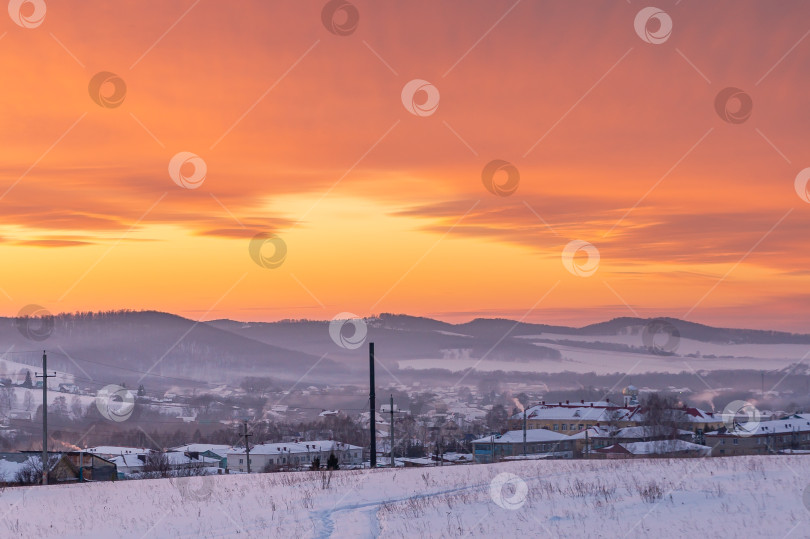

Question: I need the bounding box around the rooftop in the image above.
[472,429,570,445]
[229,440,361,456]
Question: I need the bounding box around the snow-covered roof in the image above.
[472,429,569,445]
[620,440,711,456]
[229,440,361,456]
[169,444,232,456]
[110,454,145,469]
[568,426,693,440]
[441,452,472,462]
[710,417,810,437]
[515,403,720,425]
[85,446,151,456]
[595,440,710,456]
[164,452,221,466]
[514,403,636,422]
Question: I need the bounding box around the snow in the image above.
[168,444,233,456]
[229,441,361,456]
[85,446,151,457]
[2,456,808,537]
[568,426,694,440]
[613,440,712,456]
[726,417,810,436]
[399,333,810,375]
[0,453,33,482]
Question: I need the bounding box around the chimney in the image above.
[606,398,610,403]
[581,399,584,404]
[566,400,569,405]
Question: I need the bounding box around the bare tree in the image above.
[639,393,689,440]
[0,388,15,417]
[174,460,210,477]
[140,452,172,478]
[14,455,61,485]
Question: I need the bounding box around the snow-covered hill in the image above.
[2,456,809,538]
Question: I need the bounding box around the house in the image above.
[1,452,117,485]
[110,454,146,477]
[704,416,810,456]
[471,429,574,463]
[630,406,723,435]
[227,440,363,473]
[511,399,722,437]
[111,450,222,478]
[85,446,152,459]
[509,400,638,433]
[567,425,694,456]
[58,383,80,394]
[60,451,117,481]
[592,439,712,459]
[169,444,232,469]
[164,451,221,472]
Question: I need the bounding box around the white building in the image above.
[227,440,362,473]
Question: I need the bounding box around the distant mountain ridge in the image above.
[4,311,808,388]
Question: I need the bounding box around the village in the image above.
[1,383,808,487]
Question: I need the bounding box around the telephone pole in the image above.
[390,394,394,467]
[369,342,376,468]
[36,351,56,485]
[523,408,527,456]
[242,421,253,473]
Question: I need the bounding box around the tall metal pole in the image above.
[369,342,376,468]
[523,409,527,456]
[41,351,47,485]
[585,429,589,459]
[243,421,252,473]
[36,351,55,485]
[390,394,394,467]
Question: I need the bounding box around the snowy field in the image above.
[2,456,810,538]
[399,333,810,374]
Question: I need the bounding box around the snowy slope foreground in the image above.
[1,457,809,538]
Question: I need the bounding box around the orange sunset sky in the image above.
[1,1,809,331]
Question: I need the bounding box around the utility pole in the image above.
[369,342,376,468]
[585,429,590,459]
[36,351,56,485]
[390,394,394,467]
[242,421,253,473]
[439,435,443,466]
[523,409,527,456]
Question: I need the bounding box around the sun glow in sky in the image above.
[2,0,810,330]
